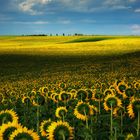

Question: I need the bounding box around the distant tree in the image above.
[56,34,58,36]
[63,33,65,36]
[74,33,83,36]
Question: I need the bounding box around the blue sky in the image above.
[0,0,140,35]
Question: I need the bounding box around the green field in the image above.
[0,36,140,140]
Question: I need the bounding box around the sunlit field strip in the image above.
[0,36,140,56]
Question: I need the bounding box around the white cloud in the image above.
[15,0,138,15]
[103,0,137,11]
[12,20,49,24]
[134,8,140,12]
[111,5,131,10]
[18,0,52,15]
[57,20,71,24]
[131,24,140,34]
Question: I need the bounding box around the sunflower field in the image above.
[0,36,140,140]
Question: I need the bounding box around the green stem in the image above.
[84,108,89,129]
[121,111,123,135]
[99,100,101,115]
[137,110,140,136]
[37,105,40,135]
[114,127,117,140]
[62,114,65,122]
[61,131,66,140]
[110,103,113,140]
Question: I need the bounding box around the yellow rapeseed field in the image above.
[0,36,140,55]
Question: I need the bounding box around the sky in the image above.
[0,0,140,35]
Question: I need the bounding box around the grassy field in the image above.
[0,35,140,140]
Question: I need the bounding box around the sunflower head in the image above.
[117,81,128,94]
[74,101,93,121]
[113,107,125,117]
[40,119,52,137]
[30,90,36,96]
[48,91,53,98]
[86,89,93,100]
[55,106,67,119]
[59,82,66,89]
[53,94,59,103]
[125,88,134,98]
[134,81,140,90]
[0,122,21,140]
[70,89,77,99]
[104,94,122,111]
[76,89,88,101]
[104,89,114,96]
[50,93,57,100]
[92,89,104,102]
[22,96,32,105]
[41,86,48,94]
[59,92,70,102]
[9,127,40,140]
[33,93,45,106]
[0,110,18,126]
[47,121,73,140]
[127,98,140,119]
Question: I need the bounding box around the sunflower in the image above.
[74,101,94,121]
[109,85,116,91]
[22,96,32,105]
[55,107,67,119]
[52,94,59,103]
[59,91,71,102]
[115,81,128,98]
[48,91,53,98]
[134,81,140,90]
[86,89,93,100]
[92,89,104,102]
[127,97,140,118]
[70,89,77,99]
[125,133,135,140]
[40,119,52,137]
[113,107,125,117]
[59,82,66,89]
[46,121,73,140]
[39,86,48,97]
[0,110,18,126]
[125,88,134,98]
[103,89,114,96]
[9,127,40,140]
[32,93,45,106]
[104,94,122,111]
[30,89,36,96]
[0,122,22,140]
[9,96,17,105]
[76,89,88,101]
[41,86,48,94]
[50,93,57,101]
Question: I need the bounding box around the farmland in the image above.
[0,35,140,140]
